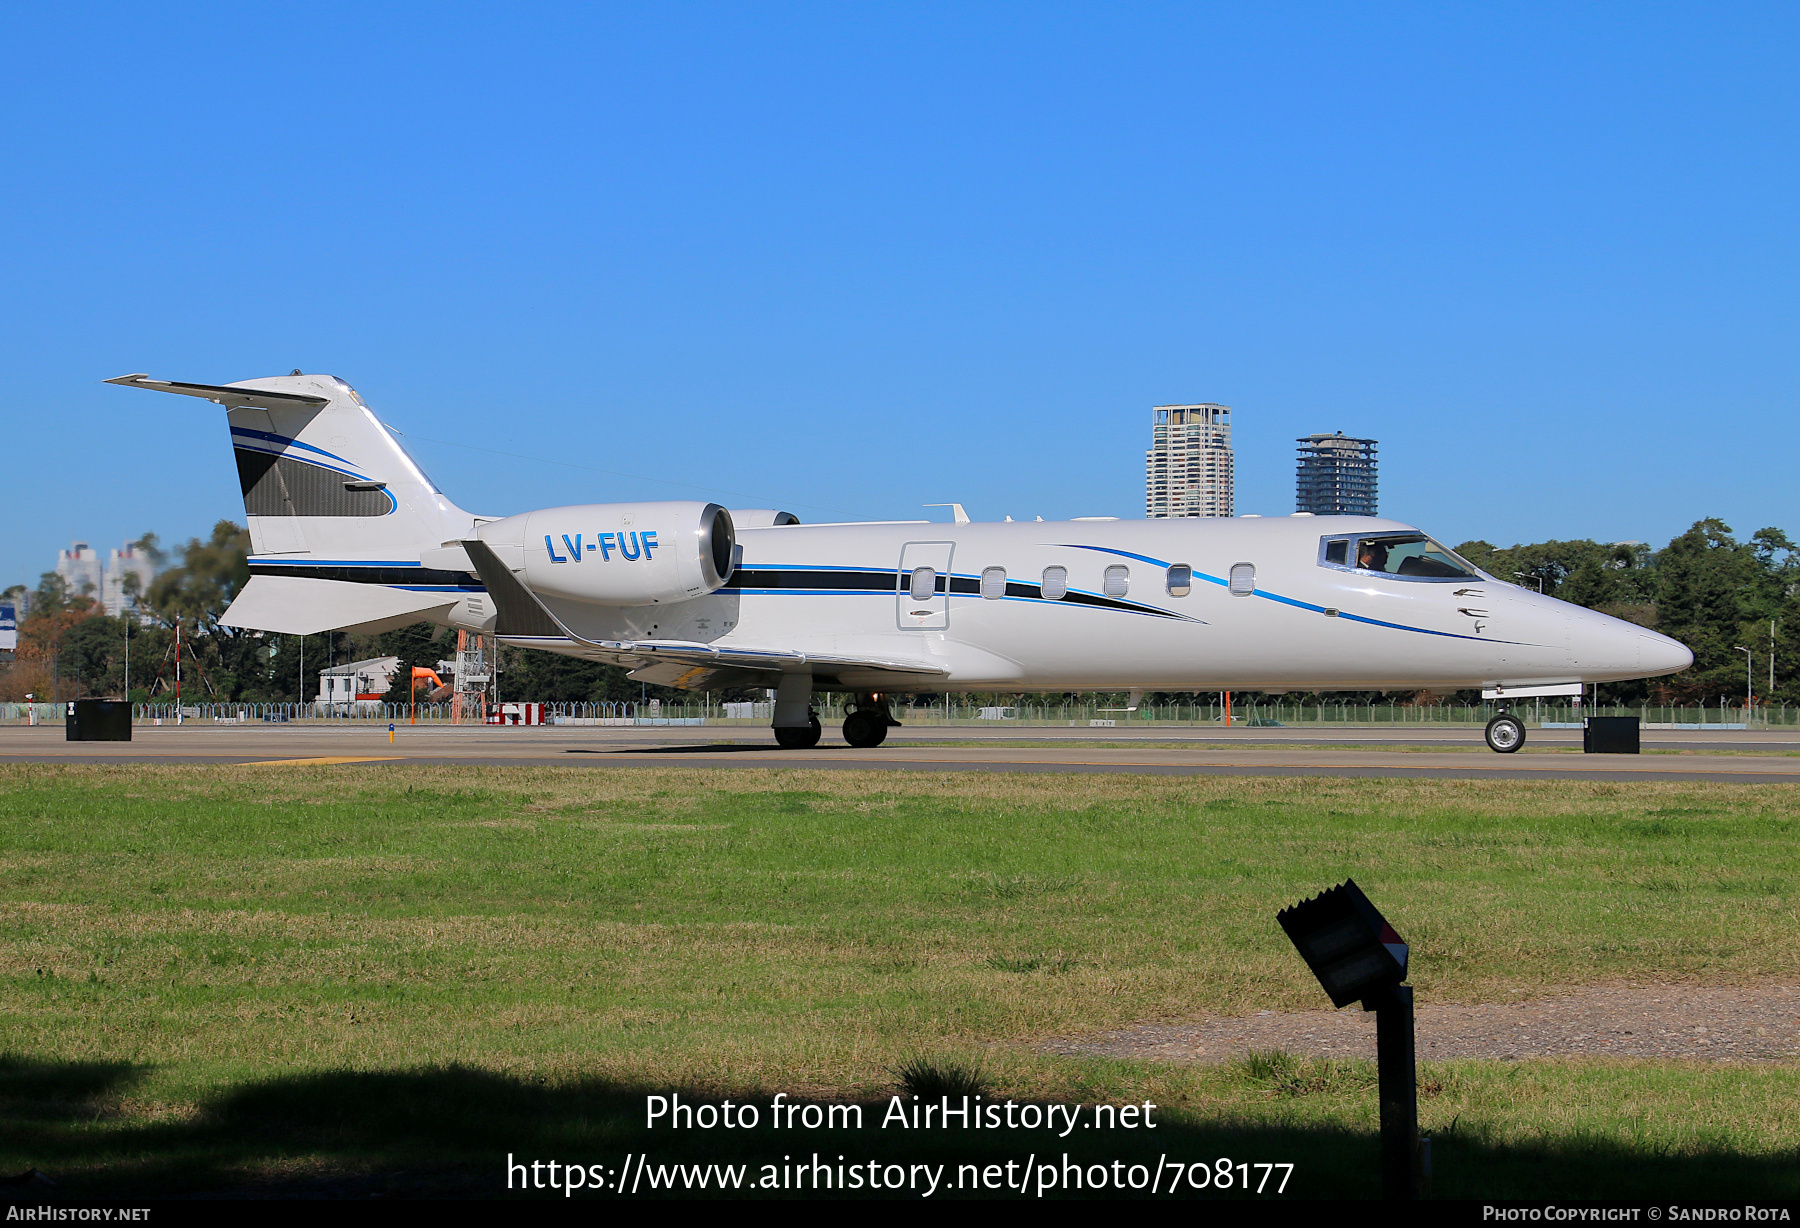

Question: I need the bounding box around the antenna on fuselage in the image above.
[924,503,970,525]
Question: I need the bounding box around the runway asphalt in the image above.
[6,722,1800,783]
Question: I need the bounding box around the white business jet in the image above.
[107,373,1692,754]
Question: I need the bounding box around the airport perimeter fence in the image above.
[0,698,1789,730]
[842,699,1781,730]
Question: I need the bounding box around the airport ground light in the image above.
[1278,879,1422,1200]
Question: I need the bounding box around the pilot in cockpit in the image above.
[1356,540,1390,573]
[1343,534,1478,579]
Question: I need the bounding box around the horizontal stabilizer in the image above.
[220,575,457,636]
[104,374,330,409]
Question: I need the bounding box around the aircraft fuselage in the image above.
[507,514,1687,694]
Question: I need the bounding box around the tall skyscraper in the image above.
[53,541,157,615]
[1295,432,1378,516]
[1146,403,1233,518]
[54,542,102,602]
[102,544,156,615]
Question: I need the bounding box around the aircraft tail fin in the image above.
[105,372,475,560]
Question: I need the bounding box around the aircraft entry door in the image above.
[897,541,955,631]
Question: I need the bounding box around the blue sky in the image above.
[3,2,1795,588]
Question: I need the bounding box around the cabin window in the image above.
[1229,562,1256,595]
[1166,564,1192,597]
[981,567,1007,599]
[1324,539,1348,566]
[909,567,937,601]
[1103,565,1130,598]
[1041,566,1068,600]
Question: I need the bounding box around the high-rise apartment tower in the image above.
[1146,404,1233,518]
[52,541,157,616]
[1295,432,1378,516]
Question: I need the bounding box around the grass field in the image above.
[2,763,1797,1200]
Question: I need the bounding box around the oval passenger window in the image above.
[1103,565,1129,598]
[909,567,936,601]
[1041,566,1068,600]
[1229,563,1255,596]
[981,566,1006,599]
[1166,564,1192,597]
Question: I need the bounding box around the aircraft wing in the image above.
[597,639,948,688]
[592,640,941,673]
[460,539,947,688]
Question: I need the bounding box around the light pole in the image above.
[1736,646,1753,717]
[1514,572,1543,593]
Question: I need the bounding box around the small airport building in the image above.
[316,656,403,711]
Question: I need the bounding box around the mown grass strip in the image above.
[2,764,1796,1198]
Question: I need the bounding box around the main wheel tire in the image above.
[843,710,890,748]
[773,716,822,749]
[1484,713,1526,754]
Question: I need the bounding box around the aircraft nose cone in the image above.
[1639,630,1693,677]
[1567,607,1692,680]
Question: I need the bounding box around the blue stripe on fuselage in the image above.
[1052,543,1173,568]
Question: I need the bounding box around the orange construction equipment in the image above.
[409,667,453,722]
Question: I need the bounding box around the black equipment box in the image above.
[1583,715,1639,754]
[66,699,133,742]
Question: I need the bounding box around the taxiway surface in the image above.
[5,723,1799,783]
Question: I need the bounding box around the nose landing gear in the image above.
[1484,709,1526,753]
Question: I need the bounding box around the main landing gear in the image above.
[774,715,823,749]
[843,695,900,749]
[769,677,900,749]
[771,673,823,748]
[1484,709,1526,754]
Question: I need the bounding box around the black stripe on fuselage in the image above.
[249,563,1189,621]
[727,568,1190,620]
[732,569,895,592]
[249,563,483,587]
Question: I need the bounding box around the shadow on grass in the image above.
[3,1059,1797,1200]
[0,1054,148,1124]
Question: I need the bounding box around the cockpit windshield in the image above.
[1319,533,1481,581]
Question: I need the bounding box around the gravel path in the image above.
[1045,984,1800,1064]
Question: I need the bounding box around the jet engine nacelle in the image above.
[474,501,735,606]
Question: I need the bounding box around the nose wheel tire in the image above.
[843,710,890,748]
[774,716,822,749]
[1484,714,1526,754]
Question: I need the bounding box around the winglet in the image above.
[459,540,570,640]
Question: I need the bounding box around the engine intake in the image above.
[474,501,735,606]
